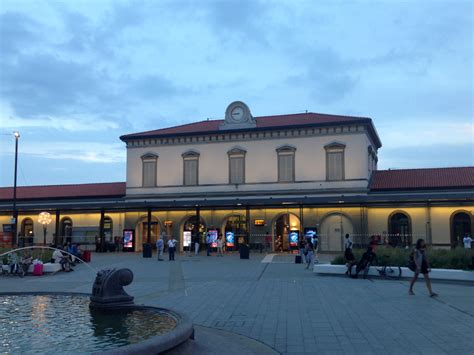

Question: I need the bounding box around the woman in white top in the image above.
[216,236,224,257]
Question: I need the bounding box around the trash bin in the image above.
[82,250,91,263]
[142,243,152,258]
[239,244,249,259]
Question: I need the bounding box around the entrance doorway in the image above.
[451,212,472,248]
[222,214,247,250]
[320,213,354,251]
[135,216,160,251]
[273,213,300,252]
[182,215,206,250]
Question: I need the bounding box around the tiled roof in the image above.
[120,112,381,147]
[370,167,474,191]
[0,182,126,201]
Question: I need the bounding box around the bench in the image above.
[27,263,62,274]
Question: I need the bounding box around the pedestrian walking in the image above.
[156,238,164,261]
[276,235,283,253]
[408,239,438,297]
[217,235,224,257]
[344,233,355,275]
[305,240,315,269]
[168,237,178,261]
[206,232,212,256]
[298,237,307,263]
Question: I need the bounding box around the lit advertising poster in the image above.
[123,230,133,249]
[183,231,191,247]
[209,230,218,247]
[289,231,299,247]
[304,228,317,239]
[225,231,235,247]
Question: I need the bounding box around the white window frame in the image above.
[276,145,296,183]
[182,150,200,186]
[325,142,345,181]
[141,153,158,187]
[228,147,246,184]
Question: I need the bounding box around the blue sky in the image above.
[0,0,472,187]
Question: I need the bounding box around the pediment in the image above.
[141,152,158,160]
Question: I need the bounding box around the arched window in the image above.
[388,212,411,247]
[21,218,34,237]
[451,212,472,248]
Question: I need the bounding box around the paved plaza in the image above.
[1,251,473,354]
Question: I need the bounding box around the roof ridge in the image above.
[0,182,125,189]
[376,166,474,172]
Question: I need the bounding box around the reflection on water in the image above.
[0,295,176,354]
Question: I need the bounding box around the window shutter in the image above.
[327,152,343,180]
[143,161,156,187]
[230,157,244,184]
[278,154,294,182]
[184,159,198,185]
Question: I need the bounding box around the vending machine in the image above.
[122,229,135,252]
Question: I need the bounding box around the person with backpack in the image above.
[408,239,438,297]
[167,237,178,261]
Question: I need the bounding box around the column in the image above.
[55,210,60,246]
[147,208,152,244]
[99,209,105,252]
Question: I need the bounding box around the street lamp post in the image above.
[38,212,52,245]
[12,131,20,248]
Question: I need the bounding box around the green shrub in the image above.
[331,247,473,270]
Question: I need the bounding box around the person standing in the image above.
[156,238,164,261]
[167,237,178,261]
[206,231,212,256]
[408,239,438,297]
[463,234,473,249]
[276,235,283,253]
[265,232,272,252]
[194,233,200,255]
[216,235,224,257]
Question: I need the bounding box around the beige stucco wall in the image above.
[126,131,373,195]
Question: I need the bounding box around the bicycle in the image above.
[367,255,402,280]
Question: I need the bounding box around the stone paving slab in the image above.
[1,251,473,354]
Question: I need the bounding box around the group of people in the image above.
[343,234,438,297]
[155,236,178,261]
[50,243,83,272]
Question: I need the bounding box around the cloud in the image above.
[17,141,125,164]
[0,115,119,132]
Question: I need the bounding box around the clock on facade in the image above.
[221,101,256,130]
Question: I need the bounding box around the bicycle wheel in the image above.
[384,266,402,280]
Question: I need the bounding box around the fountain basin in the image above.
[0,292,194,354]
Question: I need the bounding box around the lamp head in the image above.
[13,131,20,138]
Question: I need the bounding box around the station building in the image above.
[0,101,473,251]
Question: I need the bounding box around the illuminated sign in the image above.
[183,231,191,247]
[225,231,235,247]
[254,219,265,226]
[289,231,299,247]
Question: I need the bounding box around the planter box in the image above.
[313,264,474,282]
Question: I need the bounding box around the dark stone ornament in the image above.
[90,268,134,310]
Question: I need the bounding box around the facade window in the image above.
[389,212,412,247]
[228,148,246,184]
[325,142,345,181]
[451,212,472,248]
[276,145,296,182]
[141,153,158,187]
[60,217,73,243]
[182,150,200,186]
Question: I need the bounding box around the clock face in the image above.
[230,106,245,122]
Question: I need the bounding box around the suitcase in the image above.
[33,263,43,276]
[295,255,302,264]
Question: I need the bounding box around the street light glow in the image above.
[13,131,20,138]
